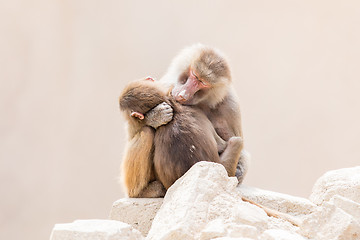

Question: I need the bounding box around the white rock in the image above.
[200,219,227,240]
[310,166,360,205]
[226,224,259,239]
[259,229,307,240]
[109,198,163,236]
[200,223,259,239]
[146,162,268,240]
[207,194,269,230]
[267,217,300,234]
[238,185,316,217]
[50,166,360,240]
[50,219,144,240]
[330,195,360,222]
[213,238,255,240]
[301,202,360,240]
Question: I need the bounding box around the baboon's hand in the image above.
[145,102,173,129]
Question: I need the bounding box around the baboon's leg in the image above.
[219,136,243,177]
[138,180,166,198]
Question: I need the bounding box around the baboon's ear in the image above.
[145,76,155,81]
[130,111,144,120]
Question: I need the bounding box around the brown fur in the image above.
[120,126,156,197]
[119,78,242,197]
[119,80,166,198]
[164,45,247,182]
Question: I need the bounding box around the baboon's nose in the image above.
[176,90,188,102]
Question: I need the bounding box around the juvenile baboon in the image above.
[119,78,243,197]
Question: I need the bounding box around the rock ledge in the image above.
[50,163,360,240]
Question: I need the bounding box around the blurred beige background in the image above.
[1,0,360,239]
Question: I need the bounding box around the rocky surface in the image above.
[146,162,268,240]
[50,163,360,240]
[110,198,163,235]
[50,219,144,240]
[238,185,316,217]
[309,166,360,205]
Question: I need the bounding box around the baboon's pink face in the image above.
[171,68,210,105]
